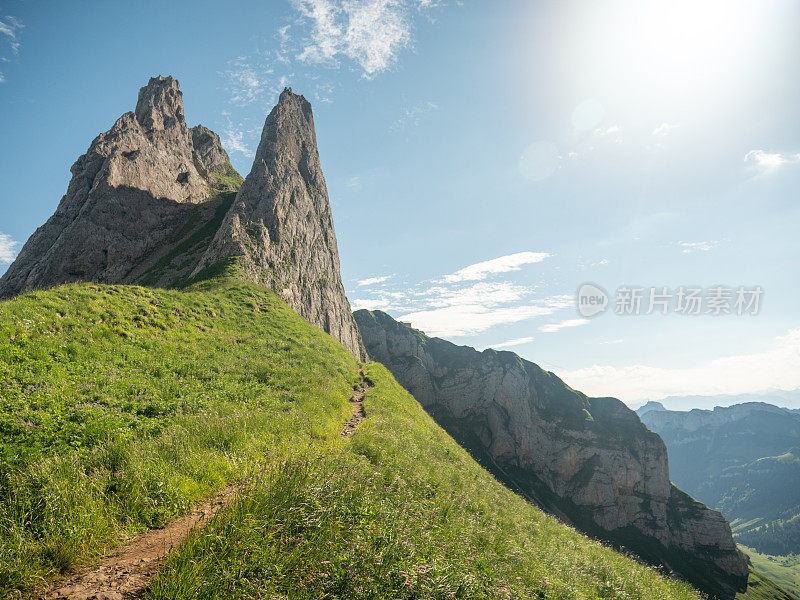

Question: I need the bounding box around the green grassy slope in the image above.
[736,570,799,600]
[0,270,702,599]
[740,547,800,598]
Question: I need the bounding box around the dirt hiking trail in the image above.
[340,369,374,438]
[40,486,235,599]
[39,369,373,599]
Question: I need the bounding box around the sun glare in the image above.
[555,0,780,120]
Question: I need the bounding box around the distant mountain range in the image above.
[635,390,800,412]
[638,401,800,556]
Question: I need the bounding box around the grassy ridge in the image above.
[0,273,358,595]
[0,273,702,599]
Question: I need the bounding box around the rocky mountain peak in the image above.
[1,76,364,359]
[637,400,667,415]
[134,75,186,134]
[191,125,233,178]
[0,75,240,297]
[252,87,317,177]
[194,86,365,359]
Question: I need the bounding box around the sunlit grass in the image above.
[1,270,702,599]
[0,271,357,595]
[149,363,703,600]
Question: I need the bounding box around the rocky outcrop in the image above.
[355,309,749,599]
[0,76,240,295]
[0,78,364,359]
[637,400,667,415]
[193,88,364,360]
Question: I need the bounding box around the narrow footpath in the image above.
[340,369,374,438]
[41,370,373,599]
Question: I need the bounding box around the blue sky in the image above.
[2,0,800,406]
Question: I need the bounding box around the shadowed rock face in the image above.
[355,309,749,599]
[0,78,364,359]
[194,88,365,360]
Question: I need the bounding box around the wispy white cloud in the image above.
[294,0,342,65]
[400,304,553,337]
[351,251,570,338]
[488,336,535,349]
[356,281,567,338]
[443,251,550,283]
[538,318,589,333]
[417,0,447,9]
[0,233,20,263]
[594,124,621,137]
[0,15,23,81]
[347,176,362,190]
[219,114,258,158]
[293,0,443,78]
[422,281,530,308]
[315,81,335,103]
[220,56,276,105]
[344,0,412,76]
[676,240,717,254]
[0,16,22,40]
[357,274,392,286]
[744,149,800,173]
[221,128,254,157]
[652,122,678,136]
[218,1,450,106]
[391,100,439,131]
[352,296,394,311]
[561,328,800,405]
[542,294,574,309]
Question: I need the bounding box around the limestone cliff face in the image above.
[0,78,364,359]
[0,76,238,295]
[193,88,365,360]
[355,309,749,599]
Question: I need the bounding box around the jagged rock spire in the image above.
[135,75,186,133]
[194,88,366,359]
[1,78,364,359]
[0,76,239,297]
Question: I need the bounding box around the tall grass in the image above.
[0,276,357,595]
[148,363,702,600]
